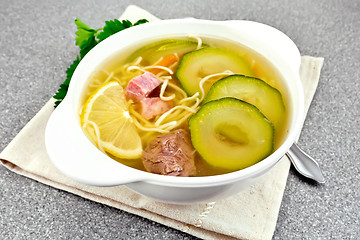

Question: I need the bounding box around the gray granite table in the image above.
[1,0,359,239]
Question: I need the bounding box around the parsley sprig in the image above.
[53,18,148,108]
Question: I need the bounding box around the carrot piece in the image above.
[149,54,178,74]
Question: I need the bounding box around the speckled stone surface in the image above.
[1,0,359,239]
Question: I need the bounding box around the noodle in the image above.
[143,65,174,75]
[134,56,143,65]
[155,105,197,127]
[129,105,154,126]
[103,71,114,84]
[151,56,163,66]
[112,75,127,86]
[159,76,172,80]
[179,92,200,103]
[188,35,202,50]
[82,120,105,153]
[198,70,234,102]
[166,81,188,98]
[127,65,147,73]
[160,121,178,130]
[159,79,176,101]
[132,117,170,133]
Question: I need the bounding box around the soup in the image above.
[79,35,289,177]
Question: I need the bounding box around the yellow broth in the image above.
[79,36,290,177]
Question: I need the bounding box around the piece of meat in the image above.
[139,97,174,120]
[142,129,196,177]
[125,71,162,101]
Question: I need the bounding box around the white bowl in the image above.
[45,18,304,204]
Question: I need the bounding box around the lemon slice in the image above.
[80,81,142,159]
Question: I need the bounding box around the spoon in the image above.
[286,143,325,183]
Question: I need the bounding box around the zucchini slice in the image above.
[189,98,274,170]
[204,75,285,132]
[176,48,253,96]
[128,39,205,65]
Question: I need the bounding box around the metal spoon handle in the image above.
[286,143,325,183]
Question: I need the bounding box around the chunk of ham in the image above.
[142,129,196,177]
[139,97,173,120]
[125,71,174,120]
[125,71,162,101]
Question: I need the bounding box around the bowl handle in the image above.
[45,100,145,186]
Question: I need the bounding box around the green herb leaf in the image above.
[53,56,80,106]
[75,18,99,59]
[53,18,149,108]
[65,56,81,83]
[97,19,127,42]
[97,19,148,42]
[75,18,97,48]
[79,36,97,59]
[134,19,149,26]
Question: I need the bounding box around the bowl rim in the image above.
[47,18,304,187]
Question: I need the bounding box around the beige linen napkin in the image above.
[0,5,324,240]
